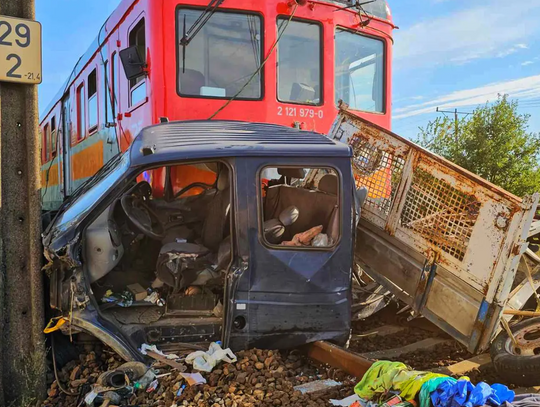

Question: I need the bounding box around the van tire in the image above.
[490,317,540,387]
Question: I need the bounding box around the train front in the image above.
[149,0,395,133]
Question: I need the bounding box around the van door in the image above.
[331,107,539,353]
[61,95,72,197]
[226,157,355,350]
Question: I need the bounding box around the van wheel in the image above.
[490,317,540,386]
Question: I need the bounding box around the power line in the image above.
[436,107,471,140]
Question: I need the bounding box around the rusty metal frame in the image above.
[332,105,540,353]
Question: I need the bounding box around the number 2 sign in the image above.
[0,15,42,84]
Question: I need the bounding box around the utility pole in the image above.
[0,0,45,405]
[436,107,471,141]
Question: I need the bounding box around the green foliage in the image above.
[415,95,540,196]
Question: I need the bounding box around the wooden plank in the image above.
[305,341,373,379]
[433,353,491,375]
[359,338,452,360]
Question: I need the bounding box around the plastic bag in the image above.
[185,342,237,372]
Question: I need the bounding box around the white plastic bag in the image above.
[185,342,237,372]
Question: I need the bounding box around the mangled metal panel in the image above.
[331,106,539,353]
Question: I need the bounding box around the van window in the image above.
[88,69,98,130]
[277,19,322,105]
[129,18,146,106]
[76,83,86,141]
[260,167,340,248]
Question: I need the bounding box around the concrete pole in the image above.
[0,0,46,404]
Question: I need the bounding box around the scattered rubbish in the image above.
[330,393,362,406]
[101,289,134,307]
[178,372,206,386]
[139,343,180,360]
[185,342,237,373]
[84,389,99,405]
[146,379,159,393]
[127,283,148,301]
[213,300,223,318]
[281,225,324,247]
[144,290,166,306]
[312,233,332,247]
[293,379,342,394]
[134,369,157,391]
[176,384,186,397]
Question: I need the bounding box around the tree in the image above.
[415,95,540,197]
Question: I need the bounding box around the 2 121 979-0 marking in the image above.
[278,106,324,119]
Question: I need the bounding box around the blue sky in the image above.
[37,0,540,139]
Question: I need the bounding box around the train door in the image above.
[61,95,72,197]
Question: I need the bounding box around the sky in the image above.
[37,0,540,139]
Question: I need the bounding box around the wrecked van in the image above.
[43,120,358,361]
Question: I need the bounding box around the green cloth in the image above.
[419,377,456,407]
[418,376,471,407]
[395,371,448,400]
[354,361,409,400]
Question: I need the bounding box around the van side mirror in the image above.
[119,46,146,81]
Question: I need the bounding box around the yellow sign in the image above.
[0,15,42,84]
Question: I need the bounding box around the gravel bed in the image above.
[386,341,472,371]
[41,347,357,407]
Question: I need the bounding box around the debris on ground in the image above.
[41,346,356,407]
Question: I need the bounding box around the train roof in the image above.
[129,120,352,167]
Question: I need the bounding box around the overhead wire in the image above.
[208,3,299,120]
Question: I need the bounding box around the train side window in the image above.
[104,60,114,125]
[43,123,50,162]
[76,83,86,142]
[51,116,57,156]
[88,69,98,131]
[111,53,118,119]
[129,18,146,106]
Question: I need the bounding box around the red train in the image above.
[39,0,395,210]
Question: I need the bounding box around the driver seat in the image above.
[200,166,230,252]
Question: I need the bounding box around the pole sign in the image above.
[0,15,42,84]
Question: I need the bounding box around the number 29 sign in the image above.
[0,15,42,84]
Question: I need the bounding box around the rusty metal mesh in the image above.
[351,140,405,215]
[401,168,481,261]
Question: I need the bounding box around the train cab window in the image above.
[51,116,57,155]
[277,19,322,105]
[177,9,262,99]
[260,167,340,248]
[129,18,147,106]
[335,29,385,113]
[88,69,98,131]
[76,83,86,141]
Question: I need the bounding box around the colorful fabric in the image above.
[354,361,409,400]
[431,379,515,407]
[419,377,457,407]
[394,371,447,401]
[505,393,540,407]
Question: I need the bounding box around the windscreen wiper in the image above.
[333,0,376,26]
[180,0,225,72]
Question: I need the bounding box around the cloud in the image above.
[522,61,534,66]
[394,74,540,119]
[497,44,529,58]
[394,1,540,69]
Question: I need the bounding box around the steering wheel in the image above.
[121,194,165,240]
[173,182,214,199]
